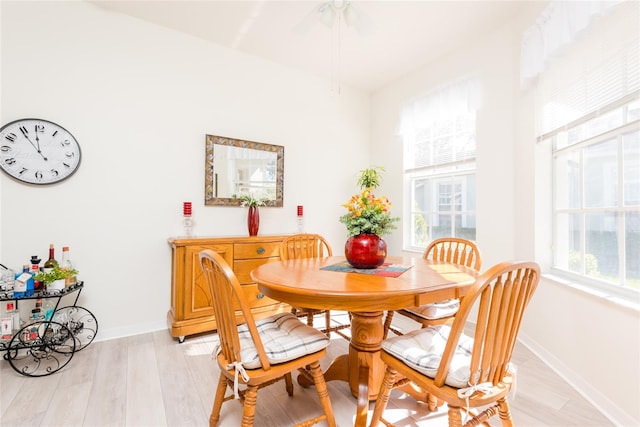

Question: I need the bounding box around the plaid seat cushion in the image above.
[381,324,473,388]
[404,298,460,320]
[237,312,330,369]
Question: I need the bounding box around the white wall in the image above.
[520,277,640,426]
[0,1,370,340]
[370,3,639,426]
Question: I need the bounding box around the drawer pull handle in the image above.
[257,293,264,299]
[256,247,265,255]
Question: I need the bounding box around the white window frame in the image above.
[403,131,477,252]
[549,98,639,299]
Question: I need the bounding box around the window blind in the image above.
[534,0,639,138]
[400,76,481,170]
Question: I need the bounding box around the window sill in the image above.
[542,272,640,312]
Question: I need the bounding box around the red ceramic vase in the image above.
[248,206,260,236]
[344,234,387,269]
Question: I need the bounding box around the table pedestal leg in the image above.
[346,311,385,400]
[297,311,385,427]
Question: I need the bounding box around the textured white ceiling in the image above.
[90,0,523,92]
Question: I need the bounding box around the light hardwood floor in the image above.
[1,312,614,427]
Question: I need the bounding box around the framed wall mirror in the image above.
[205,135,284,207]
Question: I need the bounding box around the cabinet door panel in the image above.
[185,244,233,319]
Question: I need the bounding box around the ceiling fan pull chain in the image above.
[330,10,342,95]
[336,12,342,95]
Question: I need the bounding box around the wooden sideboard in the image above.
[167,235,291,342]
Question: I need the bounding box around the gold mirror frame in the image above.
[205,134,284,207]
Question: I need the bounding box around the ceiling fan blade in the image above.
[318,2,336,28]
[292,1,373,35]
[344,2,374,36]
[292,1,331,34]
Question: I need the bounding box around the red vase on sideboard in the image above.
[344,233,387,269]
[248,206,260,236]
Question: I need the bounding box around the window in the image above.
[401,79,479,251]
[550,100,639,293]
[530,1,640,297]
[412,172,476,242]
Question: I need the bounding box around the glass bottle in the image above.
[42,298,56,321]
[12,303,21,333]
[1,301,18,342]
[13,265,29,298]
[4,301,21,334]
[0,315,12,343]
[43,244,58,273]
[60,247,76,286]
[27,264,39,296]
[30,308,44,322]
[0,266,14,292]
[22,308,44,341]
[31,255,43,292]
[60,247,71,269]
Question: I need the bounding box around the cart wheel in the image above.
[52,306,98,351]
[6,321,76,377]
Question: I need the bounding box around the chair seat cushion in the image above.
[404,298,460,320]
[381,325,473,388]
[237,312,330,369]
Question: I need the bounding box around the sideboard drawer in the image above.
[242,284,279,308]
[234,258,280,284]
[235,241,280,260]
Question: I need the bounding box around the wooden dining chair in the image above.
[383,237,482,338]
[370,260,540,427]
[280,234,350,339]
[199,249,336,427]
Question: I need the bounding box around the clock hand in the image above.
[35,128,43,153]
[19,127,48,161]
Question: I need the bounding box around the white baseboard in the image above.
[518,332,638,427]
[94,320,168,343]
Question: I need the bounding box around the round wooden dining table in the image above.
[251,255,478,427]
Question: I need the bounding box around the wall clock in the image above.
[0,118,82,185]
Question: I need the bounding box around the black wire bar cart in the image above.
[0,264,98,377]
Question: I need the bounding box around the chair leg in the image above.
[307,360,336,427]
[497,397,514,427]
[324,310,332,337]
[447,405,463,427]
[306,312,314,327]
[240,385,259,427]
[369,365,398,427]
[285,372,294,396]
[427,393,439,412]
[382,311,394,339]
[210,373,228,426]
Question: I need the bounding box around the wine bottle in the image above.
[43,244,58,273]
